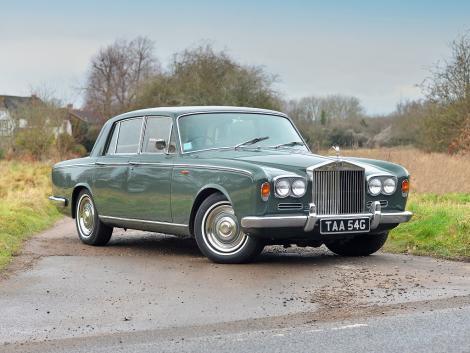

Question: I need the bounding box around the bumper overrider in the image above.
[241,201,413,232]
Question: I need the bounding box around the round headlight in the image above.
[275,179,290,198]
[383,178,397,195]
[291,179,306,197]
[368,178,382,196]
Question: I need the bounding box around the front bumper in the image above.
[48,196,68,207]
[241,201,413,232]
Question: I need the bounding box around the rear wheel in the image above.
[325,231,388,256]
[194,193,264,263]
[75,189,113,246]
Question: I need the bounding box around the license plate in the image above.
[319,217,370,234]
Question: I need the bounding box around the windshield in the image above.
[178,113,308,153]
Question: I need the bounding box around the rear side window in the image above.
[115,118,143,154]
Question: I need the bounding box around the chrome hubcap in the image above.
[78,195,95,237]
[202,202,248,255]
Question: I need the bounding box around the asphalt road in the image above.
[1,218,469,353]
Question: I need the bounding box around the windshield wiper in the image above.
[272,141,304,149]
[234,136,270,149]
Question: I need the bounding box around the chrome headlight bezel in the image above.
[368,177,382,196]
[274,179,291,198]
[367,175,398,196]
[273,176,307,198]
[291,179,307,197]
[382,177,397,195]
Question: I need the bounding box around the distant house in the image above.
[0,95,40,137]
[64,104,103,126]
[0,96,103,140]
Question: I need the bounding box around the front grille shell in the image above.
[308,161,365,215]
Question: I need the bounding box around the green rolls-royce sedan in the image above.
[49,106,413,263]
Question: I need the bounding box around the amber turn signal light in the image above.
[401,179,410,195]
[261,182,271,201]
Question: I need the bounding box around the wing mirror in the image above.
[154,138,167,150]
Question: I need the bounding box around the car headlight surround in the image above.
[382,177,397,195]
[368,177,382,196]
[291,179,306,197]
[275,179,291,198]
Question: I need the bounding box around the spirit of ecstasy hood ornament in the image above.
[331,145,340,158]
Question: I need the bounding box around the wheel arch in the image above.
[189,185,232,236]
[71,183,93,219]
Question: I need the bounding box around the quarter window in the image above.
[115,118,143,154]
[142,117,172,153]
[105,123,119,155]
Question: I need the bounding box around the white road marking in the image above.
[305,329,325,333]
[331,324,368,330]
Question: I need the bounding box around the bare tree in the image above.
[421,32,470,104]
[286,94,365,123]
[84,37,159,120]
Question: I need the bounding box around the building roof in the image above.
[68,108,103,124]
[0,95,39,110]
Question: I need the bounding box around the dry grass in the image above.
[320,147,470,194]
[0,161,61,269]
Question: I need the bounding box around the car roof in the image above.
[109,106,287,122]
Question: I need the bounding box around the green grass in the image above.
[384,193,470,260]
[0,161,62,269]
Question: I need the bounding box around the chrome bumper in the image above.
[241,201,413,231]
[48,196,68,207]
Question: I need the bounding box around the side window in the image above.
[116,118,143,154]
[142,117,172,153]
[105,123,120,155]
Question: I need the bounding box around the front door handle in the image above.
[129,161,139,166]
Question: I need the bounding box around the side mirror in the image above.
[155,138,167,150]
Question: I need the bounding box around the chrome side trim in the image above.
[95,162,129,166]
[48,196,67,207]
[173,164,254,178]
[58,161,252,178]
[54,163,96,168]
[99,215,188,228]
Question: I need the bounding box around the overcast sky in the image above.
[1,0,469,115]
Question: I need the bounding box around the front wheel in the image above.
[75,190,113,246]
[325,231,389,256]
[194,193,264,263]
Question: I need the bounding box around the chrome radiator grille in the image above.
[312,168,365,215]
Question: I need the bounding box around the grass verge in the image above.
[385,193,470,261]
[0,161,61,270]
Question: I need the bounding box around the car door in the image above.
[127,116,175,222]
[93,117,144,218]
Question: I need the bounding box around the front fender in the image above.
[171,167,265,225]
